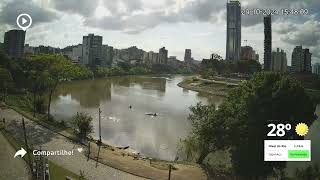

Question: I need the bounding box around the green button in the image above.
[288,150,309,159]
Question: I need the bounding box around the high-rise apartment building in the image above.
[291,46,312,73]
[159,47,168,64]
[184,49,192,63]
[82,34,103,65]
[226,1,241,61]
[271,48,287,73]
[264,15,272,70]
[4,30,26,58]
[101,45,114,66]
[313,63,320,75]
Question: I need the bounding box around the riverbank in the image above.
[177,76,238,97]
[0,101,207,180]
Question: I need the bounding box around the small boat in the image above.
[116,146,130,150]
[145,113,158,116]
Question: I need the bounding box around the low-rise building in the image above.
[240,46,259,61]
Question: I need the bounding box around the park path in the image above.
[0,107,146,180]
[0,132,31,180]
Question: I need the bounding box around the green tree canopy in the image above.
[71,112,94,139]
[200,54,261,78]
[185,72,316,179]
[0,67,14,98]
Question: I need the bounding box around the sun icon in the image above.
[295,123,309,136]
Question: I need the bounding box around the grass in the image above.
[178,76,235,97]
[0,128,34,164]
[4,94,76,137]
[49,161,84,180]
[5,94,33,112]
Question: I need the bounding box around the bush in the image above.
[71,112,94,139]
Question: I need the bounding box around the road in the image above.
[0,107,145,180]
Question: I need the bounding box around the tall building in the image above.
[34,45,61,54]
[255,54,259,62]
[226,0,241,61]
[264,15,272,70]
[142,51,160,65]
[151,52,159,64]
[3,30,26,58]
[271,48,287,73]
[313,63,320,75]
[101,45,114,66]
[63,44,82,63]
[291,46,312,73]
[24,44,35,54]
[82,34,103,65]
[127,46,144,60]
[184,49,192,63]
[240,46,258,61]
[159,47,168,64]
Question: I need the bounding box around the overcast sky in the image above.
[0,0,319,64]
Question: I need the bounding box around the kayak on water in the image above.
[145,113,158,116]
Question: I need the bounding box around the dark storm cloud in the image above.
[51,0,99,16]
[0,0,58,26]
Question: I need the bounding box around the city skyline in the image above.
[0,0,319,64]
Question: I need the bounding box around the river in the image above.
[51,75,223,160]
[50,75,320,174]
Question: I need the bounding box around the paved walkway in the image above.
[0,132,30,180]
[0,107,145,180]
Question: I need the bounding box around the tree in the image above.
[26,54,88,120]
[295,164,320,180]
[0,67,14,101]
[183,103,228,163]
[71,112,94,139]
[185,72,316,179]
[200,54,261,78]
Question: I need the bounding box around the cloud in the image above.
[85,0,226,34]
[279,19,320,60]
[50,0,99,16]
[281,20,320,46]
[84,15,124,30]
[274,22,297,34]
[0,0,58,26]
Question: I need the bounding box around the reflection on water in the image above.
[51,75,223,160]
